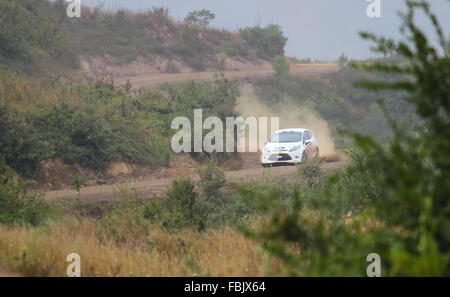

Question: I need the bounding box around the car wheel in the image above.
[314,148,320,159]
[301,152,307,163]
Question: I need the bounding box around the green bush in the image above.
[239,25,288,60]
[1,1,284,75]
[198,158,226,200]
[272,56,290,78]
[165,178,198,220]
[142,167,256,231]
[0,70,240,177]
[0,0,78,74]
[297,160,322,190]
[184,10,215,27]
[0,159,53,226]
[0,105,50,176]
[30,103,115,170]
[143,178,198,230]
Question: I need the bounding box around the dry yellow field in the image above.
[0,219,283,277]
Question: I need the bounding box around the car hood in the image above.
[263,142,301,152]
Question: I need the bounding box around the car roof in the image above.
[273,128,309,133]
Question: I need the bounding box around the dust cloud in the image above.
[235,84,336,155]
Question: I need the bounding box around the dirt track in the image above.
[44,156,344,203]
[44,164,295,202]
[115,64,338,89]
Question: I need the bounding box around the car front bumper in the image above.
[261,151,302,165]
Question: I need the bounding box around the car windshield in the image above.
[269,131,302,143]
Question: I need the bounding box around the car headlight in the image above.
[289,145,301,152]
[263,147,270,153]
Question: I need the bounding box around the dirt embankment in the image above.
[79,54,274,81]
[114,63,338,89]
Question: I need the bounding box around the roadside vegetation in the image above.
[0,0,448,277]
[0,69,238,178]
[0,0,287,75]
[243,1,450,276]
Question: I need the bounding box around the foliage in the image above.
[143,162,255,231]
[165,78,240,162]
[297,160,322,189]
[272,56,290,78]
[239,25,288,60]
[0,1,284,75]
[198,158,226,200]
[184,10,216,27]
[165,178,198,223]
[0,67,241,177]
[0,105,50,176]
[217,53,228,70]
[0,159,53,226]
[243,0,450,276]
[0,0,78,74]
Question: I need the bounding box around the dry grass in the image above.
[0,73,82,112]
[0,219,283,277]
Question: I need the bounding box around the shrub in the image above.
[96,188,152,248]
[0,0,78,74]
[165,178,198,220]
[144,178,199,230]
[142,170,256,231]
[239,25,288,60]
[272,55,290,78]
[184,10,215,27]
[198,158,226,200]
[0,105,50,176]
[0,159,53,226]
[31,104,116,170]
[297,160,322,189]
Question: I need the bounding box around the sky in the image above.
[82,0,450,60]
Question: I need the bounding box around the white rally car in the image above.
[261,128,319,167]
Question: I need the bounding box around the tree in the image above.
[338,53,348,68]
[184,9,215,27]
[272,55,290,77]
[370,37,396,57]
[239,25,288,59]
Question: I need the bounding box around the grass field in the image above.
[0,219,283,277]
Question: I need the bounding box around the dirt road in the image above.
[115,64,338,89]
[44,155,343,203]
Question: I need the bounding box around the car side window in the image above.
[308,131,313,139]
[304,131,311,142]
